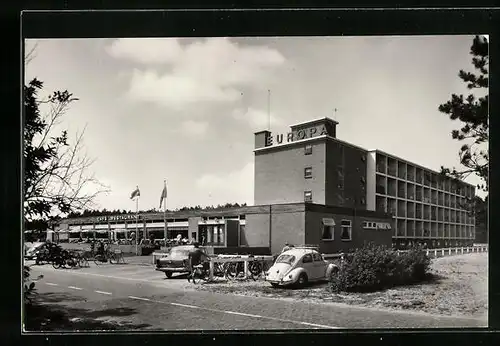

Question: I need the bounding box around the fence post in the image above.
[426,249,429,256]
[441,248,445,256]
[461,247,463,254]
[209,260,214,281]
[449,248,451,256]
[244,259,249,279]
[434,249,437,257]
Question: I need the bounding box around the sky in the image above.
[24,35,488,212]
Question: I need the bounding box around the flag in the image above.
[130,186,140,200]
[159,183,167,209]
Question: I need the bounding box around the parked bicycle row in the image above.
[24,241,126,268]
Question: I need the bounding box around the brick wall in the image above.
[244,213,270,247]
[305,211,392,254]
[254,140,327,205]
[325,140,368,209]
[270,208,306,254]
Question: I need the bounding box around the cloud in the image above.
[179,120,209,136]
[107,38,286,109]
[196,162,254,205]
[232,107,284,130]
[106,38,183,64]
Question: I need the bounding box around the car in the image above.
[155,245,201,278]
[24,242,46,260]
[265,247,338,288]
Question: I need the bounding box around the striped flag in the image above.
[130,186,140,200]
[159,182,167,209]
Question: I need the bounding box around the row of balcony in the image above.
[376,178,471,209]
[393,219,474,238]
[377,196,474,224]
[375,155,474,197]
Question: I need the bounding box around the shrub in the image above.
[330,243,431,293]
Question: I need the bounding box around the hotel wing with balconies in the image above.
[254,117,476,249]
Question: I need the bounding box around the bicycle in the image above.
[52,250,78,269]
[109,249,126,264]
[187,262,210,284]
[72,251,90,268]
[248,256,273,281]
[94,248,112,265]
[225,260,246,280]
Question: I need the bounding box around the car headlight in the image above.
[283,274,293,281]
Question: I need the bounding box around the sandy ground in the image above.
[193,253,488,319]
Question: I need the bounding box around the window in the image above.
[304,190,312,203]
[312,253,323,261]
[321,218,335,240]
[340,220,352,241]
[305,145,312,155]
[276,254,295,264]
[302,254,313,263]
[304,167,312,179]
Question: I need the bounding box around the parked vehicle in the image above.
[265,247,338,288]
[24,242,46,260]
[155,245,199,278]
[52,249,78,269]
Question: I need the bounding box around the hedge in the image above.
[330,242,431,293]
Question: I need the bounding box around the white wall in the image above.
[366,151,377,211]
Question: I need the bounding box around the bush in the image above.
[330,243,431,293]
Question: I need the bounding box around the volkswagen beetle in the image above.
[265,247,338,288]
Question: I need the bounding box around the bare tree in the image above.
[24,78,110,226]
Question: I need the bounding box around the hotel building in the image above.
[254,117,475,248]
[50,117,474,253]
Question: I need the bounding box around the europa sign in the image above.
[266,124,333,147]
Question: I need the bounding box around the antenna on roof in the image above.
[267,89,271,131]
[334,108,338,121]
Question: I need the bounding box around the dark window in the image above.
[322,219,334,240]
[340,220,352,241]
[302,254,313,263]
[304,167,312,179]
[312,253,323,261]
[304,190,312,202]
[305,145,312,155]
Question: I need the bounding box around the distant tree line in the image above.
[66,203,248,218]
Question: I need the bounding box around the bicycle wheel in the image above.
[191,270,198,284]
[67,257,78,269]
[249,261,262,281]
[79,255,89,268]
[52,256,62,269]
[225,262,238,280]
[94,255,102,265]
[109,253,116,264]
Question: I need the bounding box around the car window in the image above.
[302,254,313,263]
[276,254,295,264]
[312,253,323,262]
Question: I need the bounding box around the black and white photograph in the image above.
[22,31,489,331]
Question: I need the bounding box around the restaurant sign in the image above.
[96,214,138,222]
[265,123,333,147]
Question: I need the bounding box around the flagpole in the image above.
[135,195,139,256]
[163,179,167,242]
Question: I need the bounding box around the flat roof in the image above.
[288,116,339,128]
[254,135,369,153]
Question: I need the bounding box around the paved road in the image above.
[27,261,487,330]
